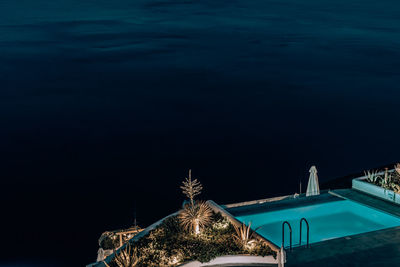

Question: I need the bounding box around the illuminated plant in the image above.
[233,222,257,249]
[380,168,393,189]
[393,163,400,180]
[180,169,203,206]
[179,201,212,235]
[179,169,211,235]
[364,170,380,184]
[395,163,400,176]
[392,183,400,194]
[103,243,139,267]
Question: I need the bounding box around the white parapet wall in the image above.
[223,195,293,208]
[179,255,279,267]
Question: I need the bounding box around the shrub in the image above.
[100,235,120,250]
[250,241,277,258]
[179,201,213,235]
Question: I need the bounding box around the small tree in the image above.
[179,169,212,235]
[180,169,203,207]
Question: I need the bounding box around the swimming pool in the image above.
[235,199,400,248]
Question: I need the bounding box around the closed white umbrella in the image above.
[306,166,320,196]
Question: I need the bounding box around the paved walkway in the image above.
[226,191,340,216]
[286,226,400,266]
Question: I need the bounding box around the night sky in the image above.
[1,0,400,266]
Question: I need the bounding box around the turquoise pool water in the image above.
[236,199,400,248]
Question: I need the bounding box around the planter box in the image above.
[178,255,279,267]
[352,173,400,205]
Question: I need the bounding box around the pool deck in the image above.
[286,225,400,266]
[332,188,400,217]
[225,191,342,216]
[285,189,400,266]
[224,188,400,266]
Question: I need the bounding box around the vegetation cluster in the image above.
[104,170,275,267]
[99,226,143,251]
[365,164,400,193]
[106,212,275,267]
[100,234,120,250]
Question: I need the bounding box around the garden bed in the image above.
[105,212,276,267]
[99,170,277,267]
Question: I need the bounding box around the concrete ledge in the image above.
[179,255,279,267]
[223,195,293,208]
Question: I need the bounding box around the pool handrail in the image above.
[282,221,292,250]
[299,218,310,248]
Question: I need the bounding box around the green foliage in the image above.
[366,166,400,194]
[179,201,213,234]
[106,243,138,267]
[249,242,277,258]
[100,235,120,250]
[108,212,275,266]
[180,169,202,206]
[161,216,183,235]
[365,170,380,184]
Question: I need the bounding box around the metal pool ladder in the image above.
[282,221,292,250]
[299,218,310,248]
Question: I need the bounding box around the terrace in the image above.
[89,165,400,267]
[286,189,400,266]
[221,188,400,266]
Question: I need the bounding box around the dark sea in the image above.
[1,0,400,265]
